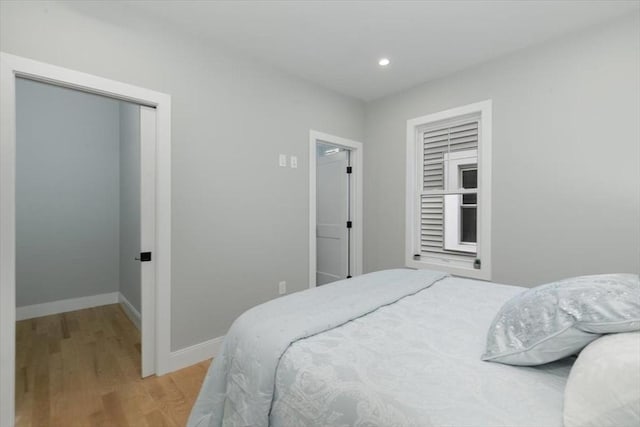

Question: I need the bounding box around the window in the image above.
[443,149,477,253]
[405,101,492,280]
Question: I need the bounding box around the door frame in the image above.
[0,52,172,427]
[309,130,363,288]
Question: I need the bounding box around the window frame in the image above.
[443,149,478,253]
[405,100,492,280]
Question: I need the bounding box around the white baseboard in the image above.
[118,292,141,330]
[16,292,119,321]
[168,335,224,372]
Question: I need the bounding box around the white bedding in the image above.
[270,277,574,427]
[188,269,449,427]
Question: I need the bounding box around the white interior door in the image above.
[316,145,350,285]
[140,106,156,377]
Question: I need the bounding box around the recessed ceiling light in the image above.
[378,58,390,67]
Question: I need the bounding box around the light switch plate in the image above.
[279,154,287,167]
[290,156,298,168]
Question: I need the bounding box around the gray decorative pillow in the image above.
[482,274,640,366]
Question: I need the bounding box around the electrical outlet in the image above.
[278,281,287,295]
[279,154,287,167]
[290,155,298,168]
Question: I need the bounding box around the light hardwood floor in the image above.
[15,304,211,427]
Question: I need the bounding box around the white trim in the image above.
[309,130,364,288]
[118,293,141,331]
[405,100,492,281]
[168,336,225,372]
[139,105,157,377]
[0,53,17,427]
[15,292,119,321]
[0,52,172,427]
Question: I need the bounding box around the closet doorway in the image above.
[316,143,351,284]
[309,131,363,287]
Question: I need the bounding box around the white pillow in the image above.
[564,332,640,427]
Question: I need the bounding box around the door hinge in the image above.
[346,221,352,229]
[346,166,352,174]
[138,252,152,262]
[474,259,481,269]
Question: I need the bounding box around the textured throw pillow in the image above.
[482,274,640,366]
[564,332,640,427]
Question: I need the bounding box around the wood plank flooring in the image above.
[15,304,211,427]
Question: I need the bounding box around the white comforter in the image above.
[270,276,574,427]
[187,269,449,427]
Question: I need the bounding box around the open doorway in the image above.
[309,131,363,287]
[13,78,155,422]
[1,52,172,427]
[316,143,352,284]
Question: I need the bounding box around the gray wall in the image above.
[119,102,141,313]
[364,15,640,286]
[16,78,121,306]
[1,1,365,349]
[8,1,635,353]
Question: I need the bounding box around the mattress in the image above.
[270,277,574,427]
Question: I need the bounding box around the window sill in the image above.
[405,258,491,281]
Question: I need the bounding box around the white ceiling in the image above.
[116,1,639,101]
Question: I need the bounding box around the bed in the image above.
[188,269,574,427]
